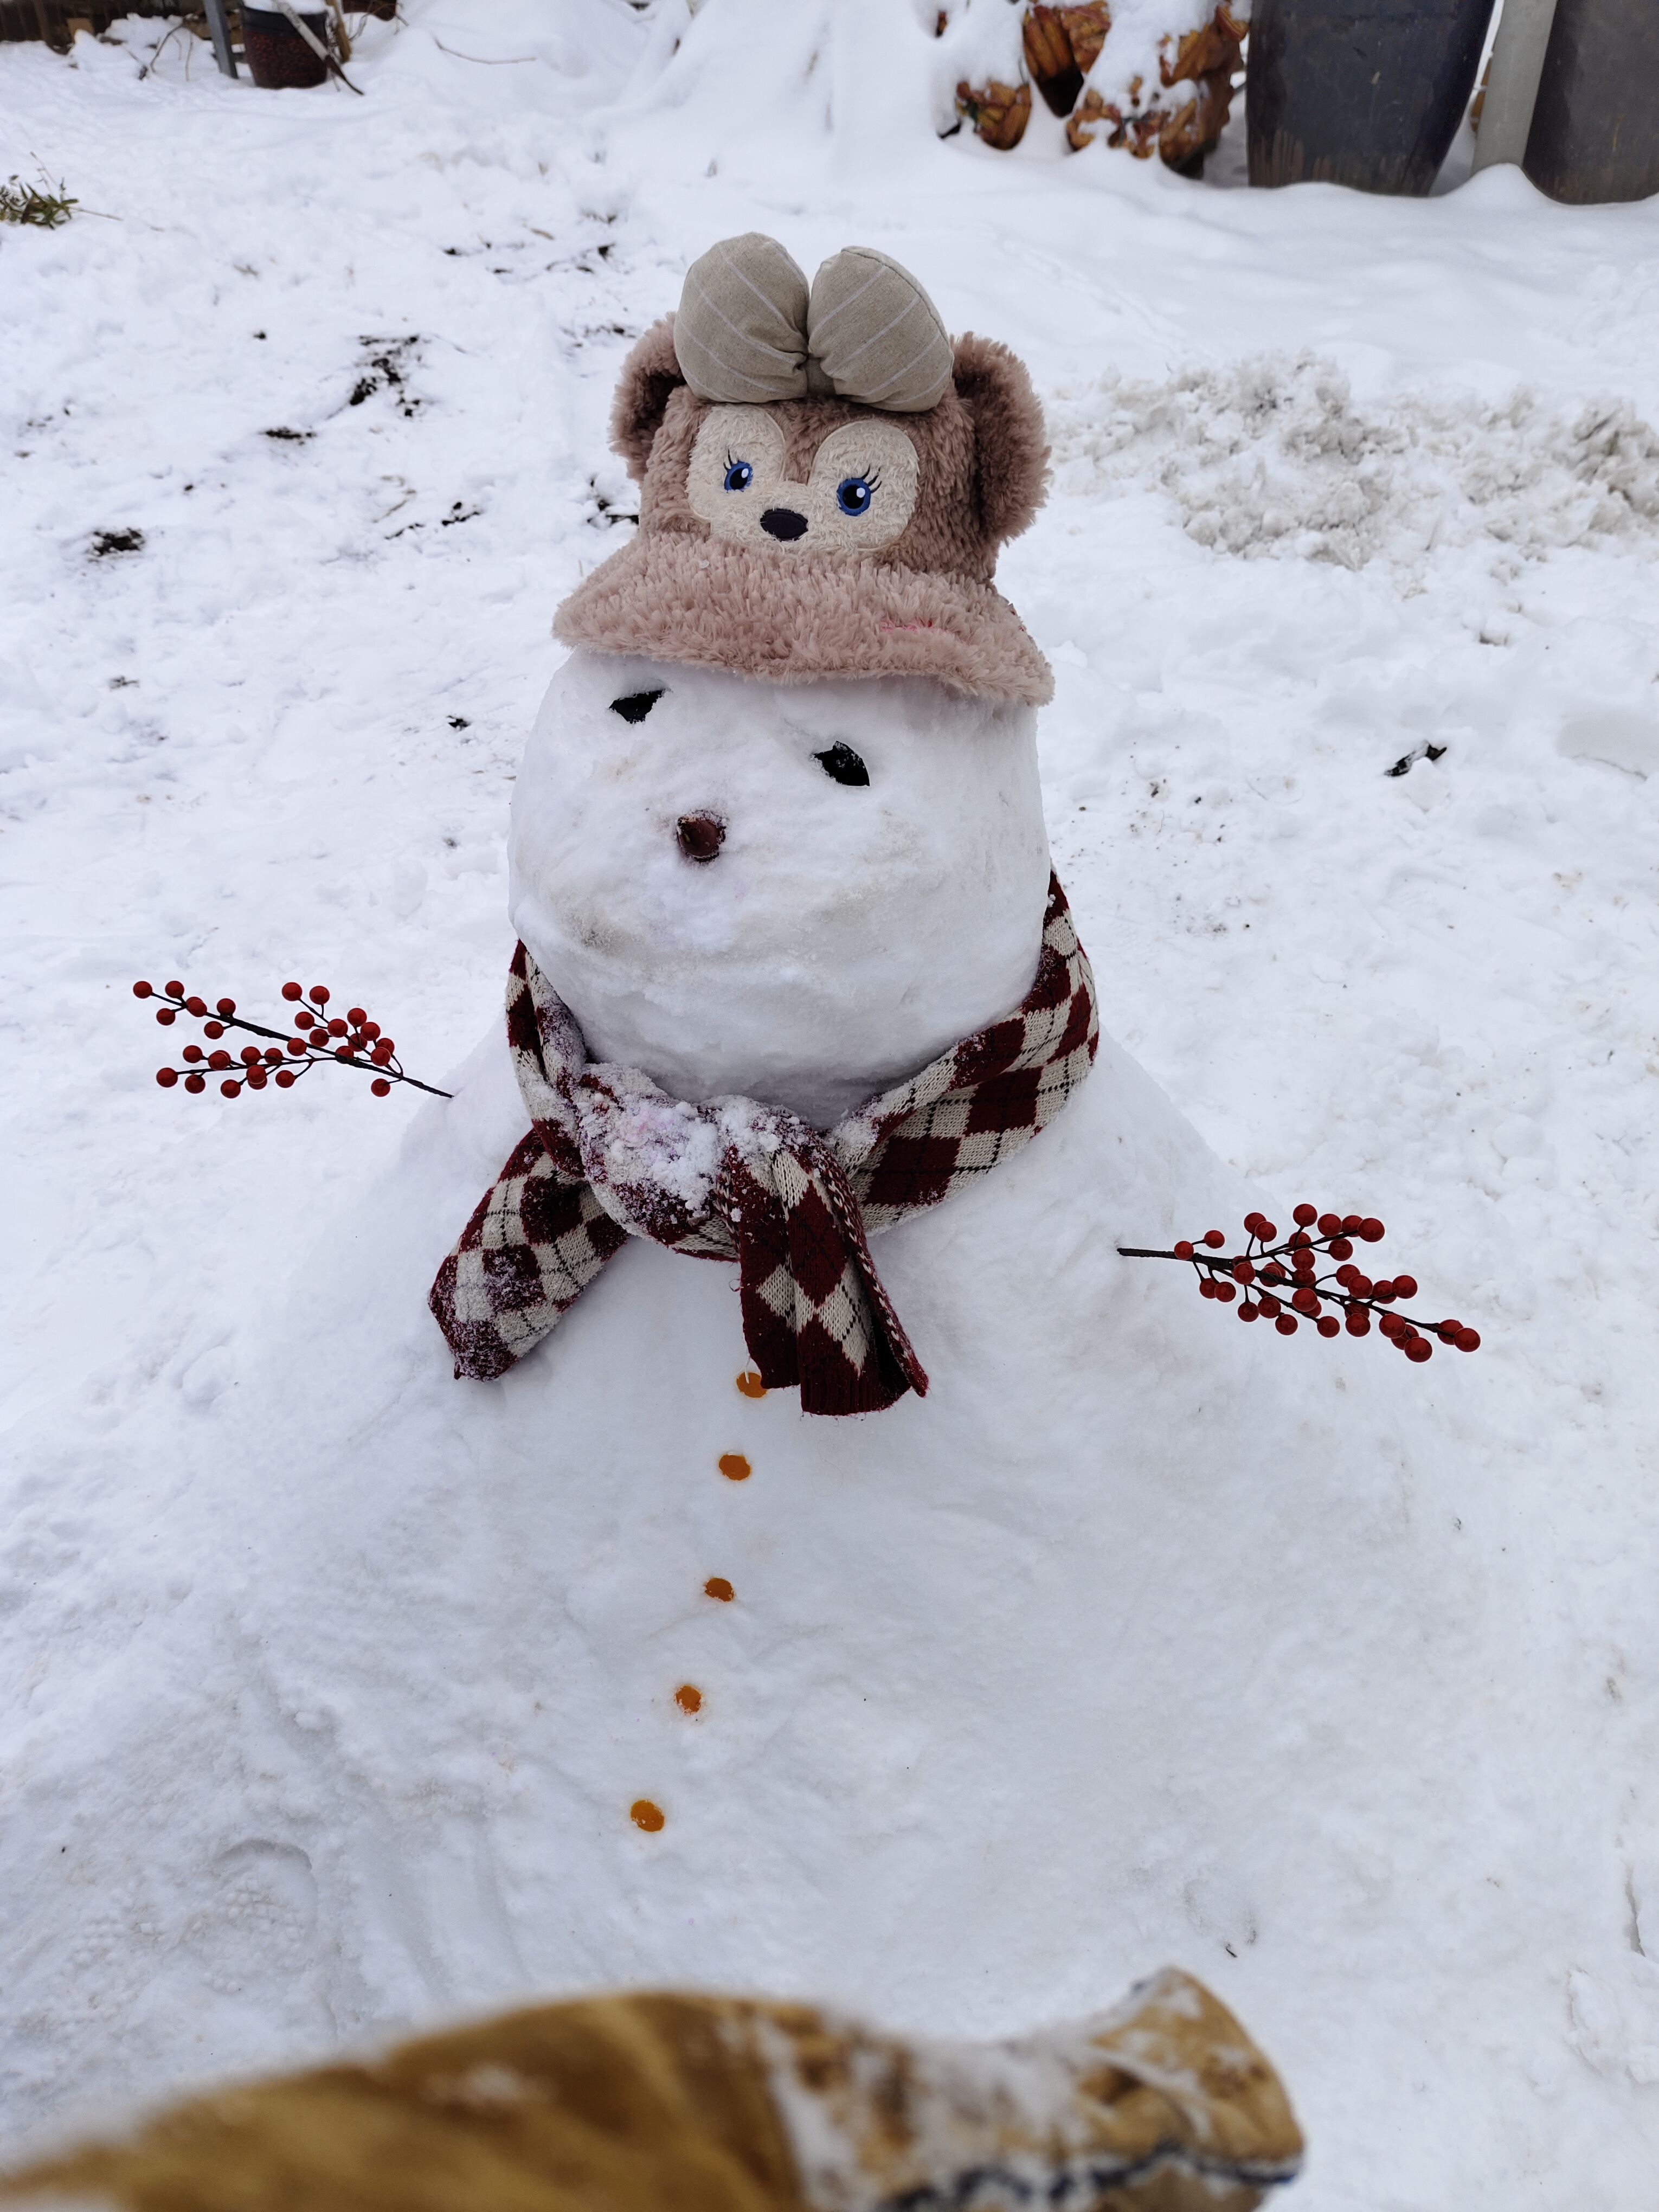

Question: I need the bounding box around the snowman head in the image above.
[555,235,1054,709]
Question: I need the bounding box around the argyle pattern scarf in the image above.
[429,873,1098,1416]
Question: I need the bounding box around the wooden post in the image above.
[202,0,237,76]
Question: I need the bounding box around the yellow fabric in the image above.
[2,1973,1301,2212]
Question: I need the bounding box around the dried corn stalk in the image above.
[955,76,1033,149]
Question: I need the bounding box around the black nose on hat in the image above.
[760,507,808,542]
[677,812,726,863]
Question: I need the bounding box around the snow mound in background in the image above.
[1049,356,1659,570]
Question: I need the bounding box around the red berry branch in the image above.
[134,979,452,1101]
[1119,1204,1481,1364]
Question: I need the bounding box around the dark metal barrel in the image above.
[1525,0,1659,203]
[1248,0,1498,194]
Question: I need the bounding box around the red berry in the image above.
[347,1006,366,1025]
[1317,1315,1340,1338]
[1259,1294,1282,1318]
[1360,1218,1385,1242]
[203,1020,224,1039]
[1199,1277,1217,1298]
[335,1045,353,1062]
[1244,1212,1264,1235]
[309,985,330,1006]
[184,995,207,1017]
[1379,1311,1404,1337]
[1203,1229,1226,1249]
[1372,1279,1396,1302]
[1393,1273,1418,1300]
[156,1007,176,1026]
[1293,1253,1315,1277]
[327,1017,346,1038]
[240,1045,260,1065]
[182,1045,202,1063]
[221,1079,240,1098]
[1352,1274,1373,1297]
[1257,1221,1277,1242]
[1316,1212,1341,1237]
[1293,1287,1319,1314]
[371,1077,392,1097]
[379,1039,394,1054]
[263,1047,281,1065]
[133,981,153,999]
[207,1050,230,1071]
[275,1069,297,1089]
[247,1068,268,1090]
[1457,1329,1480,1352]
[1174,1239,1194,1259]
[288,1037,307,1056]
[1293,1203,1316,1226]
[281,981,303,1001]
[363,1020,381,1040]
[1406,1338,1432,1363]
[295,1008,314,1028]
[1215,1281,1237,1303]
[216,998,235,1018]
[1329,1237,1353,1259]
[155,1066,177,1086]
[1346,1311,1370,1336]
[165,980,184,997]
[1335,1265,1355,1288]
[1233,1259,1255,1283]
[1239,1302,1259,1321]
[1342,1213,1362,1233]
[184,1072,205,1093]
[371,1042,393,1064]
[1276,1314,1298,1335]
[1262,1264,1286,1284]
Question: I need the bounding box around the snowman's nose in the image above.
[676,812,726,863]
[760,507,808,542]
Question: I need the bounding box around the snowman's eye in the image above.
[723,457,754,493]
[610,689,664,723]
[815,742,869,787]
[835,472,879,517]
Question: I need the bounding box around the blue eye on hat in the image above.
[836,475,874,517]
[723,459,753,493]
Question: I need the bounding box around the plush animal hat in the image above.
[554,234,1053,705]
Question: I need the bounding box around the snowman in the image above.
[2,241,1516,2164]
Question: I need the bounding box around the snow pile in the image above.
[1049,356,1659,569]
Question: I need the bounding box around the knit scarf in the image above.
[429,873,1098,1416]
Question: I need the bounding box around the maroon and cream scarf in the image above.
[429,873,1098,1416]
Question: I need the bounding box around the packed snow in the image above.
[5,5,1659,2209]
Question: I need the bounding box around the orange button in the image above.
[674,1683,703,1715]
[735,1370,767,1398]
[704,1576,735,1602]
[630,1798,665,1832]
[718,1452,751,1482]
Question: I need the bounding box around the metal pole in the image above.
[202,0,237,78]
[1472,0,1560,169]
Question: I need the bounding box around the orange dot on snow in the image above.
[674,1683,703,1715]
[704,1576,735,1602]
[736,1370,767,1398]
[718,1452,751,1482]
[630,1799,665,1832]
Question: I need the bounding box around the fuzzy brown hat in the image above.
[554,235,1054,705]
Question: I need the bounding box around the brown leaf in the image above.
[1160,3,1248,88]
[1065,84,1115,150]
[1023,7,1085,116]
[955,78,1034,151]
[1060,2,1111,76]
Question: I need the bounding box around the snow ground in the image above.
[5,2,1659,2203]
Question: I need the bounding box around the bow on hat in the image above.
[672,234,955,416]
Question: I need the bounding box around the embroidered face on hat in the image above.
[553,234,1054,706]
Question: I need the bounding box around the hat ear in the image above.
[951,333,1050,549]
[610,315,686,483]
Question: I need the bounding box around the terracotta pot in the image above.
[242,7,329,89]
[1248,0,1497,193]
[1525,0,1659,203]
